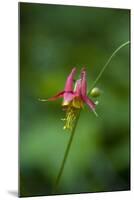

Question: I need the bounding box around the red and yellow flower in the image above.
[39,67,98,130]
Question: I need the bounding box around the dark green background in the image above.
[19,3,130,197]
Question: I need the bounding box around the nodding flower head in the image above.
[39,67,98,130]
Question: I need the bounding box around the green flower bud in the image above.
[90,87,101,98]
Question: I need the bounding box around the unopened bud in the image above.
[90,87,101,98]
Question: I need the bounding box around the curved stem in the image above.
[88,41,130,93]
[53,40,130,193]
[53,110,81,193]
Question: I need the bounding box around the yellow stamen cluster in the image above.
[62,98,83,130]
[62,106,77,130]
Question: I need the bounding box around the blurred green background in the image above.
[19,3,130,197]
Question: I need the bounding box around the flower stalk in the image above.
[52,40,130,193]
[53,110,81,193]
[88,41,130,93]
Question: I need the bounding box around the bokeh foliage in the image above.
[19,2,130,197]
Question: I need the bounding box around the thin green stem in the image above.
[88,41,130,94]
[53,110,81,193]
[53,40,130,193]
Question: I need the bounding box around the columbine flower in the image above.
[39,67,98,130]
